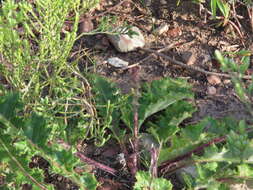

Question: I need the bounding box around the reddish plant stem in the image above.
[158,135,225,172]
[75,152,117,176]
[129,66,141,176]
[159,127,253,173]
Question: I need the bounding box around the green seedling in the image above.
[215,50,253,113]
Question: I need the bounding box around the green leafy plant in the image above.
[91,69,253,189]
[2,0,253,189]
[91,75,195,143]
[182,120,253,190]
[169,50,253,189]
[0,93,98,189]
[0,0,101,145]
[0,0,137,147]
[134,171,173,190]
[210,0,230,25]
[89,74,129,146]
[192,0,253,35]
[2,69,253,189]
[0,0,102,189]
[91,75,195,180]
[215,50,253,114]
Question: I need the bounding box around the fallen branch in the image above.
[140,48,252,80]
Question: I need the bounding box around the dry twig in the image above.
[140,48,252,80]
[123,42,181,70]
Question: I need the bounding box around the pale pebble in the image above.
[107,57,129,68]
[107,26,145,53]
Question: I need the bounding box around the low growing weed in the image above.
[192,0,253,35]
[90,48,253,189]
[0,0,101,188]
[1,60,253,189]
[1,0,253,189]
[0,93,98,189]
[0,0,138,145]
[2,71,253,189]
[0,0,101,144]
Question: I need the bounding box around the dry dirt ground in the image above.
[24,0,253,189]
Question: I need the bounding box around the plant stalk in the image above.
[130,66,141,177]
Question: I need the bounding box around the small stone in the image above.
[107,57,129,68]
[151,17,157,23]
[112,71,117,76]
[107,26,145,53]
[181,51,196,65]
[107,0,114,5]
[207,86,216,95]
[207,75,221,85]
[153,23,169,35]
[116,153,126,166]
